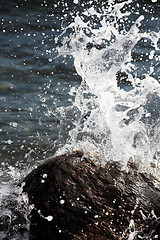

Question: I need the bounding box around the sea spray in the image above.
[0,183,31,240]
[56,1,160,177]
[0,1,160,239]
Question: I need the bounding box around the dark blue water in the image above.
[0,0,82,172]
[0,0,159,179]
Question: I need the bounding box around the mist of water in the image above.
[56,0,160,177]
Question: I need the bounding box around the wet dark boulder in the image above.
[22,151,160,240]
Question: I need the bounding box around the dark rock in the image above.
[22,151,160,240]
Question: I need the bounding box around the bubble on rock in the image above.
[60,199,65,205]
[45,216,53,221]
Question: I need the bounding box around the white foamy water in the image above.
[57,1,160,177]
[0,183,31,240]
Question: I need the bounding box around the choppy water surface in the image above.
[0,0,160,239]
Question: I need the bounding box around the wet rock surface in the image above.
[22,151,160,240]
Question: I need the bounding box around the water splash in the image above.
[0,1,159,239]
[0,183,31,240]
[56,1,160,176]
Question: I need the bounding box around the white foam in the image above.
[57,1,160,178]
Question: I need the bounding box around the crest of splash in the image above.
[56,1,160,175]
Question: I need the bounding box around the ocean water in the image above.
[0,0,160,239]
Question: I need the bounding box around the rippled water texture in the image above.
[0,0,83,178]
